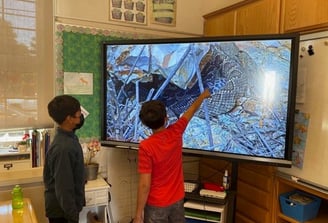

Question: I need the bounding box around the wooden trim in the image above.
[203,0,260,19]
[279,0,286,34]
[277,175,328,200]
[284,24,328,35]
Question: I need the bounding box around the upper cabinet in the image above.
[235,0,280,35]
[203,10,236,36]
[203,0,281,36]
[282,0,328,32]
[204,0,328,36]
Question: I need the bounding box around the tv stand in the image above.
[184,189,235,223]
[184,159,238,223]
[184,186,236,223]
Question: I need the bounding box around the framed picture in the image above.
[110,0,147,25]
[150,0,176,26]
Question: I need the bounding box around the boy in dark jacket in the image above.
[44,95,85,223]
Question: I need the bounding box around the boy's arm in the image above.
[182,88,211,121]
[133,173,151,223]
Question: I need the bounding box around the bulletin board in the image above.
[55,24,157,139]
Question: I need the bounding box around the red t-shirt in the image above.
[138,117,188,207]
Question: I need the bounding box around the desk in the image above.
[0,198,38,223]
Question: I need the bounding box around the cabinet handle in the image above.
[4,163,13,170]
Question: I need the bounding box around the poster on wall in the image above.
[292,112,310,169]
[64,72,93,95]
[150,0,176,26]
[109,0,147,25]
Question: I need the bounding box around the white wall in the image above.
[54,0,244,36]
[104,148,199,222]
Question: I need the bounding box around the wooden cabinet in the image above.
[0,151,31,172]
[274,174,328,223]
[235,0,280,35]
[281,0,328,33]
[203,0,281,36]
[203,10,236,36]
[235,163,276,223]
[204,0,328,37]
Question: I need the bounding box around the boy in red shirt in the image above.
[133,89,211,223]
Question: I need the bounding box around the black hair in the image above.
[47,95,81,124]
[139,100,167,130]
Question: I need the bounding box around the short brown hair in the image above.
[139,100,166,130]
[48,95,80,124]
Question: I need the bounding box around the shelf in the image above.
[185,191,228,205]
[184,190,231,223]
[276,175,328,223]
[185,200,225,212]
[185,209,221,223]
[0,153,30,161]
[184,201,226,223]
[278,212,328,223]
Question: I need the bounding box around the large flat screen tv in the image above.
[101,33,299,167]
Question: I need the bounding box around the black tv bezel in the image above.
[100,33,300,167]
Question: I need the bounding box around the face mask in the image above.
[73,114,84,131]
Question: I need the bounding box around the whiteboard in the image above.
[278,31,328,190]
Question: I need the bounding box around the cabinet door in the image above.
[282,0,328,32]
[236,0,281,35]
[204,10,236,36]
[236,163,276,223]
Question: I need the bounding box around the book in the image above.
[289,192,313,205]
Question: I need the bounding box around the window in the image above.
[0,0,53,130]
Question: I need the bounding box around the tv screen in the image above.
[101,33,299,167]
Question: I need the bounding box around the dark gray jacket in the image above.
[43,128,85,223]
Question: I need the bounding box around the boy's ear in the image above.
[65,115,74,123]
[165,116,168,125]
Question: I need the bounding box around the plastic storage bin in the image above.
[279,190,321,222]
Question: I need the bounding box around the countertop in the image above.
[85,176,110,191]
[0,167,43,187]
